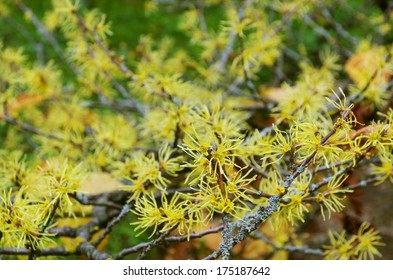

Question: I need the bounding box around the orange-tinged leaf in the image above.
[349,124,382,140]
[8,93,49,113]
[345,50,391,84]
[0,92,50,120]
[260,87,288,103]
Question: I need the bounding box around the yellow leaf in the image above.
[80,172,124,195]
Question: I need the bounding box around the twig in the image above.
[16,0,80,76]
[76,241,112,260]
[28,198,61,259]
[303,13,352,58]
[321,8,359,45]
[217,0,253,73]
[92,204,130,247]
[346,176,384,190]
[137,229,173,260]
[283,108,352,190]
[115,225,224,259]
[238,34,259,99]
[238,157,269,178]
[204,195,280,260]
[2,102,65,142]
[4,16,43,64]
[72,9,146,115]
[73,192,125,210]
[48,226,77,237]
[196,0,208,36]
[0,247,73,257]
[347,52,391,106]
[252,232,323,256]
[313,159,353,173]
[72,10,135,80]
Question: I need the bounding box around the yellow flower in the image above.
[355,223,384,260]
[324,223,384,260]
[131,193,163,238]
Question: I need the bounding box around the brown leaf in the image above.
[349,124,382,140]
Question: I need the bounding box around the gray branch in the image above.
[204,195,280,260]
